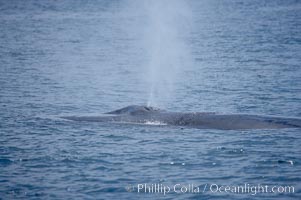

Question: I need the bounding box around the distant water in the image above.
[0,0,301,199]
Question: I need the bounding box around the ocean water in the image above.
[0,0,301,199]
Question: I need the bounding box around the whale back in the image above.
[62,105,301,129]
[106,105,161,115]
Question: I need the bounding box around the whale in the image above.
[61,105,301,130]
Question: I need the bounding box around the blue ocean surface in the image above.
[0,0,301,199]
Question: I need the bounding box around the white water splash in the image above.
[144,120,167,126]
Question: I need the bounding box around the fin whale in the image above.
[61,105,301,130]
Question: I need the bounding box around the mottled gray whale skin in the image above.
[61,105,301,130]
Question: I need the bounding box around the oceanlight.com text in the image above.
[125,183,295,196]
